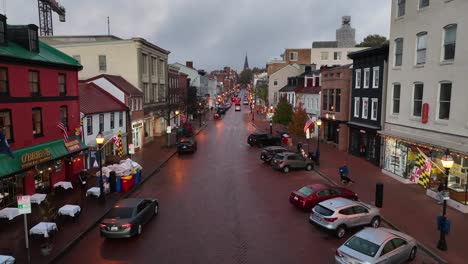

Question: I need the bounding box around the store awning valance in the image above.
[0,136,87,179]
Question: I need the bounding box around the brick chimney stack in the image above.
[186,61,193,69]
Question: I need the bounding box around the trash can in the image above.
[134,170,141,185]
[116,176,122,192]
[109,171,116,192]
[121,175,134,192]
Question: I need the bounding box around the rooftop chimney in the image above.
[186,61,193,69]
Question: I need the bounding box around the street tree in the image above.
[252,67,266,74]
[288,102,307,137]
[356,34,388,47]
[254,84,268,103]
[239,68,253,85]
[273,96,293,126]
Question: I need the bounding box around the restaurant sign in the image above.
[20,149,52,169]
[64,138,82,152]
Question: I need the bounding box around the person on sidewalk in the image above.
[297,143,302,153]
[437,181,445,204]
[339,163,354,185]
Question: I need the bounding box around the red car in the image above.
[289,183,358,211]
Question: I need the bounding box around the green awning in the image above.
[0,136,87,178]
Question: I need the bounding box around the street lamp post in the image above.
[198,102,202,127]
[269,120,273,135]
[316,118,322,164]
[95,132,105,201]
[437,149,453,251]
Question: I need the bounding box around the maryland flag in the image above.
[111,131,124,157]
[409,148,432,188]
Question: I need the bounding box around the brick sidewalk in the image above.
[251,113,466,264]
[0,122,204,264]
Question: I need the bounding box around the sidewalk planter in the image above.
[121,176,134,192]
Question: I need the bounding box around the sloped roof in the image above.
[85,74,143,96]
[295,86,321,94]
[0,40,82,69]
[279,85,296,92]
[79,83,129,114]
[312,41,338,48]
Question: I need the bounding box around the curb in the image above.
[49,125,207,263]
[313,167,448,264]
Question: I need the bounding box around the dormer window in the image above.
[29,27,38,52]
[0,20,5,44]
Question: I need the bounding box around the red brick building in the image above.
[0,17,85,205]
[320,64,352,151]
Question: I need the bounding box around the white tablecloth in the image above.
[0,208,20,220]
[86,187,100,197]
[29,222,57,238]
[53,181,73,190]
[58,205,81,217]
[30,193,47,205]
[0,255,15,264]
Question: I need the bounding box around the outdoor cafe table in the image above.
[30,193,47,205]
[86,187,100,197]
[0,255,15,264]
[29,222,58,238]
[53,181,73,190]
[0,208,19,220]
[58,205,81,217]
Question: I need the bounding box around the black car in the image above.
[100,198,159,238]
[177,137,197,153]
[217,107,226,115]
[247,133,281,147]
[260,146,288,163]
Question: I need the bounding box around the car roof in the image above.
[115,198,144,207]
[318,197,357,209]
[265,146,285,150]
[305,183,330,190]
[251,133,267,136]
[354,227,400,245]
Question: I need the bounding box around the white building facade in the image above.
[382,0,468,212]
[268,64,302,106]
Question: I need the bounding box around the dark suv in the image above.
[247,133,281,147]
[260,146,288,163]
[271,152,314,173]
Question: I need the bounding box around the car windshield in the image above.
[274,154,284,160]
[314,204,334,216]
[344,236,380,258]
[179,139,192,144]
[106,207,134,219]
[297,186,315,196]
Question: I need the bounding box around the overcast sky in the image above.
[3,0,390,72]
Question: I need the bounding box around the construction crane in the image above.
[37,0,65,36]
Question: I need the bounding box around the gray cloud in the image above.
[3,0,390,72]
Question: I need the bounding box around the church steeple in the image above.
[243,52,249,70]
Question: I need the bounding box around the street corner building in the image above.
[0,15,87,207]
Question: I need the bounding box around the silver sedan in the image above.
[335,227,418,264]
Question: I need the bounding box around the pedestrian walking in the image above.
[297,143,302,153]
[339,163,354,185]
[437,181,445,204]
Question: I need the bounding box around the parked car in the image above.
[247,133,281,147]
[309,197,381,238]
[289,183,358,210]
[243,100,249,105]
[260,146,288,163]
[100,198,159,238]
[235,105,241,111]
[271,152,314,173]
[335,227,418,264]
[177,137,197,153]
[217,107,226,115]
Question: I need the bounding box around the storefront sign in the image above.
[20,149,51,169]
[64,139,81,152]
[128,144,135,154]
[166,126,172,134]
[132,121,143,129]
[422,103,429,124]
[17,195,31,214]
[360,130,366,134]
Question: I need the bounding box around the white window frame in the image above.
[355,69,361,89]
[354,97,360,117]
[394,38,403,67]
[372,67,379,88]
[320,52,329,60]
[416,32,427,65]
[397,0,406,17]
[334,52,342,60]
[419,0,429,10]
[392,83,401,115]
[362,97,369,119]
[437,81,452,120]
[442,24,457,62]
[363,68,370,88]
[371,98,378,121]
[289,52,298,61]
[412,82,424,117]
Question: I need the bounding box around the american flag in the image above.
[304,115,313,133]
[57,122,69,142]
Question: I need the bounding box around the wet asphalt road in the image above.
[58,97,435,264]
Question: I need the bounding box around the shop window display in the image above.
[34,171,51,193]
[384,138,408,178]
[0,177,19,209]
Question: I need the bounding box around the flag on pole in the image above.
[409,148,432,188]
[57,122,69,142]
[0,131,14,158]
[304,115,313,133]
[111,131,124,157]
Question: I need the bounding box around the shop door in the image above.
[349,129,360,155]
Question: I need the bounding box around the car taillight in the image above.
[279,160,284,164]
[324,217,338,222]
[99,224,106,229]
[335,249,344,257]
[122,223,132,229]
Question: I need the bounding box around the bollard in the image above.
[375,182,384,208]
